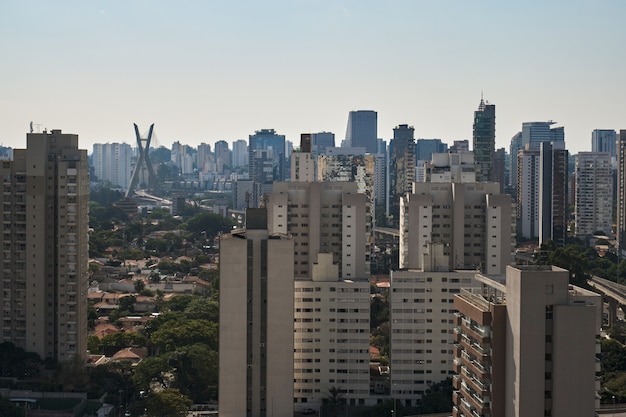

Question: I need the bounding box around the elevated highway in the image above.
[588,275,626,326]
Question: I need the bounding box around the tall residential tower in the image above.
[1,130,89,361]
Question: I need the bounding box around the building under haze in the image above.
[591,129,617,159]
[91,142,132,191]
[472,98,496,182]
[389,124,416,220]
[1,130,89,361]
[344,110,378,154]
[575,152,613,238]
[616,130,626,252]
[231,139,248,168]
[214,139,231,174]
[539,142,568,247]
[311,131,335,156]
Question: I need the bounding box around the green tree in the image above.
[170,344,218,402]
[0,395,25,417]
[0,342,42,378]
[151,319,218,354]
[133,356,172,391]
[601,338,626,373]
[119,295,137,313]
[56,355,89,392]
[184,213,234,240]
[166,295,195,312]
[142,388,192,417]
[419,378,453,414]
[183,298,219,321]
[87,362,134,404]
[100,332,147,350]
[134,279,146,293]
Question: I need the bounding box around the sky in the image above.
[1,0,624,155]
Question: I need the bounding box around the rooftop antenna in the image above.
[29,122,43,133]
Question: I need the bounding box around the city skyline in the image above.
[1,1,624,154]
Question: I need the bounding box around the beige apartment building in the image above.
[219,209,295,417]
[268,181,368,279]
[0,130,89,361]
[390,243,479,408]
[400,153,514,275]
[392,152,514,407]
[266,181,372,411]
[453,265,601,417]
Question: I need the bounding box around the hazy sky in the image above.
[1,0,624,154]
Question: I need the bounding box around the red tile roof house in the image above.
[110,347,148,364]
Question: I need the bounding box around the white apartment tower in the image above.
[266,181,372,411]
[219,209,295,417]
[1,130,89,361]
[92,143,132,191]
[575,152,613,237]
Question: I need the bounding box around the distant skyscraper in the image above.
[1,130,89,361]
[575,152,613,237]
[509,131,523,189]
[516,139,568,245]
[539,142,568,247]
[231,139,248,168]
[450,140,470,153]
[511,121,565,193]
[522,121,564,149]
[197,143,213,173]
[344,110,377,153]
[616,130,626,251]
[389,124,416,219]
[415,139,448,183]
[591,129,617,159]
[415,139,448,163]
[214,140,231,174]
[311,132,335,156]
[92,142,132,191]
[249,129,286,182]
[493,147,507,193]
[472,97,496,182]
[517,148,541,240]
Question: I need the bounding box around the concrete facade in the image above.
[400,180,513,276]
[1,130,89,361]
[453,265,601,417]
[219,210,295,417]
[575,152,613,237]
